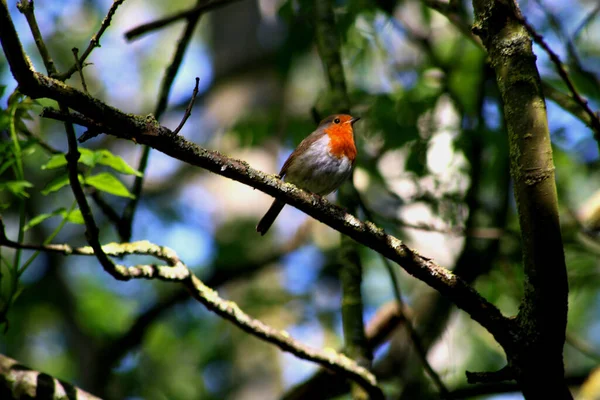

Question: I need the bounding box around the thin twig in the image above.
[572,4,600,42]
[173,77,200,135]
[120,4,204,242]
[71,47,88,93]
[566,331,600,363]
[124,0,243,41]
[17,0,125,281]
[0,222,381,397]
[357,192,450,398]
[515,14,600,143]
[421,0,600,142]
[16,0,56,73]
[56,0,127,81]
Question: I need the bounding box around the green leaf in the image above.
[42,154,67,170]
[78,148,99,168]
[42,149,101,170]
[0,180,33,198]
[24,208,66,231]
[85,172,134,198]
[96,150,143,176]
[64,209,84,224]
[41,173,70,195]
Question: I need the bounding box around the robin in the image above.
[256,114,360,235]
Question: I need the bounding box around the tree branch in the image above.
[0,0,513,357]
[473,0,571,398]
[0,223,382,397]
[55,0,127,81]
[0,353,101,400]
[282,301,405,400]
[123,0,243,41]
[421,0,600,142]
[514,13,600,150]
[120,2,204,241]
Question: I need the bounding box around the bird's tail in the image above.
[256,199,285,235]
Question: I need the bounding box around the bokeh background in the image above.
[1,0,600,399]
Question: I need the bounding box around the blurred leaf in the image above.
[42,154,68,170]
[78,148,100,168]
[24,208,66,231]
[85,172,134,198]
[0,180,33,198]
[41,173,70,195]
[0,157,16,176]
[65,209,84,224]
[24,207,84,231]
[447,44,487,115]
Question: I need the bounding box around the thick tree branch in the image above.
[0,0,513,355]
[0,354,101,400]
[473,0,571,398]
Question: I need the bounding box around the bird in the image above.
[256,113,360,235]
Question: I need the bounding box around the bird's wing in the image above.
[279,129,326,178]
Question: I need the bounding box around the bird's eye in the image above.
[334,118,340,124]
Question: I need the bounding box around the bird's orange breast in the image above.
[326,125,357,162]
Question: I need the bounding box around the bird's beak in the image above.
[349,117,361,125]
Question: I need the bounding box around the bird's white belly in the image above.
[284,135,353,195]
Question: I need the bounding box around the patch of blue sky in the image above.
[482,97,502,131]
[162,41,214,104]
[280,320,325,388]
[134,204,214,268]
[281,245,324,295]
[63,253,158,305]
[373,339,391,361]
[362,262,394,306]
[547,101,598,161]
[113,349,140,373]
[487,394,524,400]
[177,182,218,229]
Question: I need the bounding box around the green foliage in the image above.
[24,207,84,231]
[84,172,135,198]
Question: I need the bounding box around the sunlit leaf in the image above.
[78,148,100,168]
[96,150,143,176]
[64,209,84,224]
[84,172,134,198]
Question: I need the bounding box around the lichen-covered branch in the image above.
[0,223,381,397]
[0,354,101,400]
